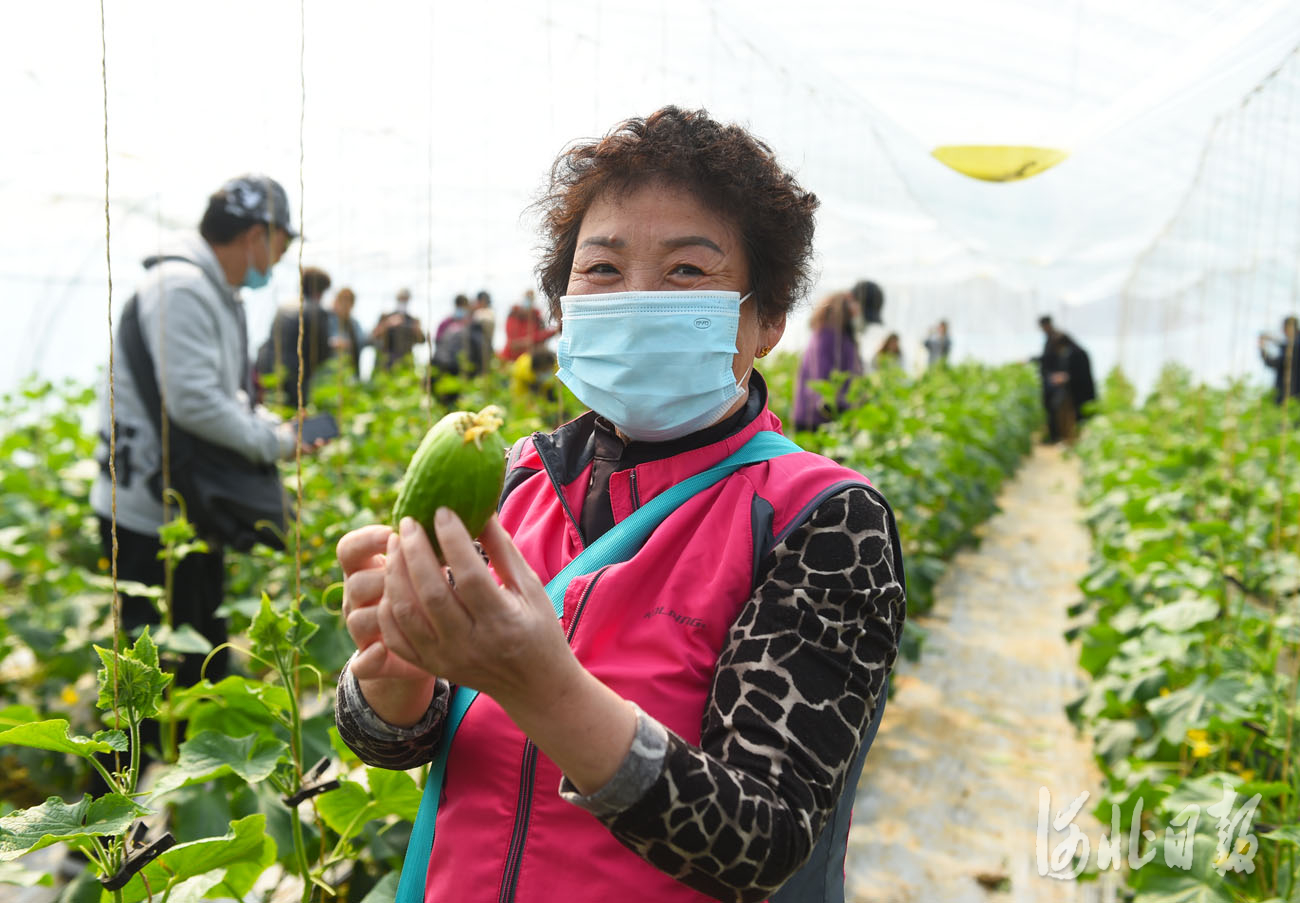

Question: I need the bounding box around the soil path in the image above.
[845,444,1108,903]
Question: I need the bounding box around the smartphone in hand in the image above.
[298,412,340,445]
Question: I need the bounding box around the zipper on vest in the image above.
[497,567,609,902]
[498,741,540,903]
[536,441,586,550]
[629,469,642,511]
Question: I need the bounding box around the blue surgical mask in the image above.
[242,264,270,290]
[241,241,271,289]
[557,290,752,442]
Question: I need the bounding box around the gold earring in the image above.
[757,346,771,358]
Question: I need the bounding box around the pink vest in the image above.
[425,407,870,902]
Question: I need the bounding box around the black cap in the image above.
[207,174,298,238]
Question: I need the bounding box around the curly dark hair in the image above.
[534,106,819,326]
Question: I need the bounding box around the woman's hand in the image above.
[338,525,437,726]
[377,510,574,708]
[378,509,637,793]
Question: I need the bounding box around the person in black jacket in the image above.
[372,288,427,371]
[256,266,335,405]
[1038,316,1096,443]
[1259,316,1300,406]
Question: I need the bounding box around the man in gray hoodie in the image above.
[91,174,302,687]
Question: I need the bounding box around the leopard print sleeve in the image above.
[334,664,451,770]
[570,485,906,903]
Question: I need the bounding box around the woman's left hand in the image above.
[376,508,576,706]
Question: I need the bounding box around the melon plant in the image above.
[392,405,508,557]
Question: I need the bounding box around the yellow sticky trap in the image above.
[931,145,1069,182]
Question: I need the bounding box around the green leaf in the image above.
[1260,825,1300,847]
[163,871,227,903]
[315,780,374,840]
[1140,597,1220,633]
[359,870,400,903]
[1132,872,1234,903]
[1203,674,1272,723]
[249,594,291,662]
[0,860,54,887]
[94,629,172,722]
[0,719,125,758]
[1093,719,1140,763]
[83,573,166,601]
[170,675,292,742]
[1079,623,1123,676]
[92,730,129,751]
[116,814,275,903]
[151,623,215,655]
[1146,676,1209,744]
[316,769,421,842]
[0,794,147,861]
[249,594,322,664]
[148,731,289,797]
[367,767,422,822]
[1159,773,1238,816]
[0,705,39,730]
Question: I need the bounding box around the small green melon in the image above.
[392,405,508,558]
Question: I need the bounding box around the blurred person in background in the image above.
[1037,315,1096,443]
[1259,315,1300,406]
[256,265,334,405]
[91,174,306,690]
[473,289,497,355]
[502,289,558,362]
[852,279,888,373]
[851,279,884,326]
[923,320,951,367]
[436,293,472,342]
[328,287,370,379]
[372,287,426,371]
[792,290,863,430]
[431,294,492,379]
[873,332,903,370]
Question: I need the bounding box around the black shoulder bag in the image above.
[118,291,292,552]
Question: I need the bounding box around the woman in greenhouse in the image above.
[792,290,864,431]
[334,106,906,903]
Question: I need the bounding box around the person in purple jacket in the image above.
[792,290,864,430]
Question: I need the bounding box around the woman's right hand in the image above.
[339,525,438,725]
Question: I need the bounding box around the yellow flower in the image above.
[1159,687,1171,697]
[1186,728,1209,743]
[311,534,324,548]
[60,686,78,706]
[97,557,110,572]
[1239,769,1255,782]
[48,524,63,538]
[1191,740,1214,758]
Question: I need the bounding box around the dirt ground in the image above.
[846,444,1112,903]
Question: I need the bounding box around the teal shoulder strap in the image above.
[394,430,802,903]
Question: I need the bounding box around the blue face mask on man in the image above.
[242,264,271,290]
[242,236,272,290]
[556,290,752,442]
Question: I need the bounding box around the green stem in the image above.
[164,558,178,763]
[276,646,314,901]
[128,714,140,793]
[89,753,121,795]
[291,812,313,903]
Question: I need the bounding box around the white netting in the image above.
[3,0,1299,395]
